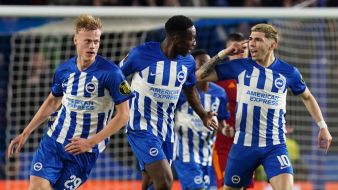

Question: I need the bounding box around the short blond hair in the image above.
[251,23,278,43]
[74,14,102,34]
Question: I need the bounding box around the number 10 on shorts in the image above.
[277,155,291,169]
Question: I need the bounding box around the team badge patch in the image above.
[231,175,240,184]
[274,77,286,90]
[85,82,97,94]
[33,162,43,171]
[149,147,158,156]
[119,80,131,95]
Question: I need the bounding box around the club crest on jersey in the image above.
[149,147,158,156]
[274,77,286,90]
[194,176,203,184]
[119,80,132,95]
[231,175,240,184]
[177,70,187,83]
[33,162,43,171]
[85,82,97,94]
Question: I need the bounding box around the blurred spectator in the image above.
[93,0,133,6]
[327,0,338,7]
[0,0,47,4]
[48,0,92,5]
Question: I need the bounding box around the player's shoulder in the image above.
[94,55,123,73]
[134,41,160,53]
[55,56,76,72]
[178,53,195,66]
[209,82,227,97]
[274,58,299,74]
[228,57,250,64]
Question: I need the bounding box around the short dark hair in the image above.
[227,32,245,43]
[165,15,194,36]
[191,49,208,59]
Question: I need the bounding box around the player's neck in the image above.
[256,52,275,68]
[77,57,94,71]
[197,82,209,93]
[161,39,177,59]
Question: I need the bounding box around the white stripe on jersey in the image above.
[168,61,178,86]
[182,126,190,162]
[56,108,71,143]
[65,73,75,94]
[244,67,259,146]
[77,72,87,97]
[154,61,164,85]
[150,99,158,137]
[161,102,170,141]
[234,71,245,144]
[192,131,200,163]
[258,68,273,146]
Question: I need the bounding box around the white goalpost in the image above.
[2,6,338,190]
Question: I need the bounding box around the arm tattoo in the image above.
[200,55,223,80]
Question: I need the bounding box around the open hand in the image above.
[7,134,28,158]
[65,137,94,155]
[202,111,218,131]
[318,128,332,154]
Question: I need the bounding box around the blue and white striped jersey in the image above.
[120,42,196,143]
[47,55,134,154]
[215,58,306,147]
[174,83,229,165]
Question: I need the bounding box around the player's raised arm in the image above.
[299,88,332,153]
[196,40,248,82]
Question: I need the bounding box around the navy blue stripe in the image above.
[51,106,66,138]
[278,109,285,144]
[175,63,181,87]
[251,106,261,146]
[257,68,266,90]
[71,73,80,96]
[165,103,175,141]
[130,92,141,130]
[84,74,92,97]
[187,128,194,162]
[237,103,248,145]
[162,61,170,86]
[178,126,183,160]
[147,64,157,84]
[266,109,275,146]
[157,102,164,137]
[65,111,77,140]
[80,113,91,139]
[244,70,253,87]
[98,78,105,97]
[271,71,279,93]
[144,96,152,132]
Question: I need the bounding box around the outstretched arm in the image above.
[196,40,248,82]
[183,86,217,131]
[65,100,130,155]
[300,88,332,153]
[8,93,62,157]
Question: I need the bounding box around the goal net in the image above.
[3,7,338,190]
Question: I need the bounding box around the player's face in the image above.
[174,26,196,56]
[249,31,275,62]
[195,54,211,71]
[74,29,101,64]
[227,40,249,59]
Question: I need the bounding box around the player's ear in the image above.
[270,41,277,50]
[73,35,77,46]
